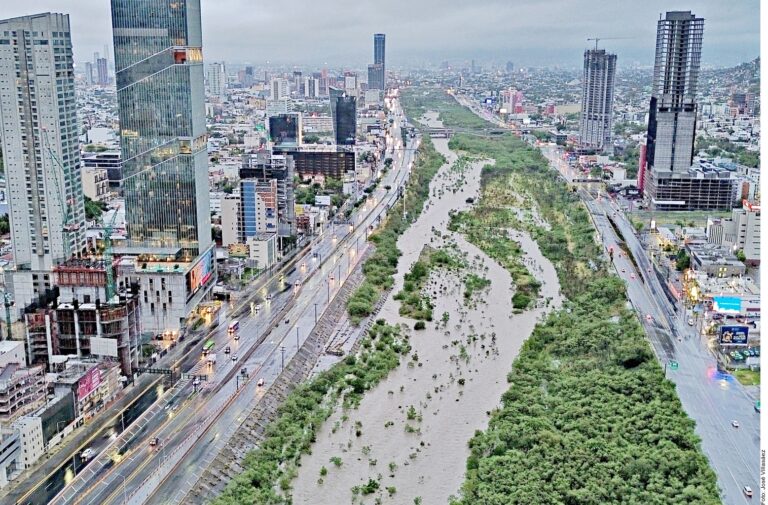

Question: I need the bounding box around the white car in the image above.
[687,319,694,326]
[81,448,94,460]
[744,485,753,498]
[732,420,740,428]
[257,378,265,387]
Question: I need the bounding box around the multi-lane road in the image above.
[43,98,418,505]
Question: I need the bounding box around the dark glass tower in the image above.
[334,95,357,146]
[111,0,211,259]
[372,33,386,90]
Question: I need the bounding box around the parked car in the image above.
[81,448,94,460]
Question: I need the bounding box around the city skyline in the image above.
[0,0,760,68]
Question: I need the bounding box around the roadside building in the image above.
[686,243,746,278]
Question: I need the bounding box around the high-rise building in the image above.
[642,11,730,210]
[374,33,385,72]
[334,94,357,146]
[578,48,617,152]
[96,57,109,85]
[304,76,320,98]
[368,64,384,91]
[241,153,295,238]
[84,62,95,85]
[111,0,215,331]
[292,70,303,95]
[112,0,211,256]
[0,13,87,315]
[207,61,226,99]
[270,78,289,101]
[646,11,703,173]
[243,65,254,87]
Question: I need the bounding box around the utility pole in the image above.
[314,303,318,323]
[280,346,286,371]
[1,291,12,341]
[296,327,300,349]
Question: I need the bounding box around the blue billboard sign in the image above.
[719,325,749,345]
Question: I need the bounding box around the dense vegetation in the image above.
[346,136,446,323]
[84,196,108,221]
[395,246,463,321]
[695,136,759,168]
[402,89,720,505]
[213,321,410,504]
[453,276,720,505]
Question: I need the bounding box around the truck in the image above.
[207,353,217,366]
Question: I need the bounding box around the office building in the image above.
[304,76,320,98]
[272,145,355,179]
[268,113,302,147]
[334,94,357,146]
[270,78,289,101]
[706,201,761,265]
[96,57,108,85]
[579,48,617,152]
[243,65,254,87]
[374,33,385,85]
[0,430,20,487]
[208,61,226,99]
[82,167,109,201]
[111,0,215,332]
[240,179,278,240]
[0,13,87,318]
[241,152,295,238]
[644,11,712,210]
[367,63,384,91]
[81,150,122,193]
[266,98,292,118]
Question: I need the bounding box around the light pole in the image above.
[280,346,286,371]
[296,327,300,349]
[314,303,318,323]
[117,471,127,504]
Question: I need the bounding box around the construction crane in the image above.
[1,291,12,341]
[586,37,634,50]
[41,128,80,261]
[102,206,120,302]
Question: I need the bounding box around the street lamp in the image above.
[296,327,300,349]
[314,303,318,323]
[280,346,286,371]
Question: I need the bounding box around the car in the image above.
[732,420,740,428]
[630,273,635,279]
[192,378,200,386]
[645,314,653,322]
[234,334,240,341]
[285,318,290,324]
[744,486,753,498]
[149,437,159,447]
[266,294,273,301]
[255,303,262,311]
[621,268,626,273]
[81,448,94,460]
[257,378,265,387]
[164,402,173,411]
[224,346,230,354]
[688,319,694,326]
[232,354,238,362]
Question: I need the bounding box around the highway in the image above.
[460,97,759,504]
[49,98,417,505]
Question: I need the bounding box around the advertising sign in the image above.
[719,325,749,345]
[228,243,249,258]
[77,367,102,401]
[90,337,118,357]
[315,195,331,207]
[186,248,214,300]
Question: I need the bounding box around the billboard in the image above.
[77,367,102,401]
[186,248,214,300]
[315,195,331,207]
[228,243,249,258]
[719,325,749,346]
[90,337,118,357]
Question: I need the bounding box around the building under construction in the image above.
[22,259,142,378]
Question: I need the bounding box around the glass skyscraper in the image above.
[371,33,386,90]
[111,0,211,259]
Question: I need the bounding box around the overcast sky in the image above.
[3,0,760,68]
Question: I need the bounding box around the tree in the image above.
[675,250,691,271]
[84,196,107,221]
[736,249,746,263]
[0,214,8,235]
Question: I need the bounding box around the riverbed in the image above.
[291,111,562,504]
